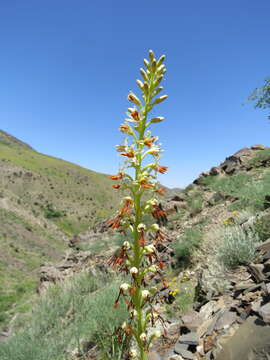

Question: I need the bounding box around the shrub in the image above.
[44,203,65,219]
[186,191,204,216]
[172,228,203,268]
[217,226,258,269]
[254,212,270,242]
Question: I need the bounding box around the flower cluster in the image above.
[108,50,168,360]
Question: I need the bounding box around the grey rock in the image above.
[256,238,270,252]
[259,302,270,323]
[248,263,266,283]
[209,166,222,176]
[179,332,198,346]
[174,343,194,359]
[214,310,237,331]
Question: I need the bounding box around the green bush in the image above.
[186,191,204,216]
[172,228,203,268]
[254,213,270,242]
[217,226,259,269]
[44,203,65,219]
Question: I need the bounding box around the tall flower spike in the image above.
[110,51,168,360]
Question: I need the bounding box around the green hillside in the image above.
[0,130,120,325]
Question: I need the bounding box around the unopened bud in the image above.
[150,223,160,231]
[143,58,150,68]
[156,54,166,67]
[136,79,144,90]
[150,117,164,123]
[140,68,148,82]
[152,95,168,105]
[121,321,128,330]
[148,265,158,273]
[149,49,155,62]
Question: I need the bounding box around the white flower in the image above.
[141,290,150,299]
[122,241,131,250]
[120,283,130,291]
[121,321,128,330]
[123,196,133,203]
[137,223,146,232]
[139,332,147,342]
[129,349,138,358]
[130,267,138,275]
[130,309,138,318]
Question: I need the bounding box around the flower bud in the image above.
[156,54,166,67]
[150,117,164,123]
[141,289,150,299]
[140,68,148,82]
[121,321,128,330]
[149,49,155,62]
[139,332,147,342]
[150,223,160,231]
[120,283,130,292]
[115,144,126,152]
[130,267,138,275]
[127,92,141,106]
[157,64,166,74]
[152,95,168,105]
[154,75,163,88]
[143,58,149,68]
[148,265,158,273]
[136,79,144,90]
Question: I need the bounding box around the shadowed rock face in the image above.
[216,316,270,360]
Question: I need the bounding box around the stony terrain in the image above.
[1,140,270,359]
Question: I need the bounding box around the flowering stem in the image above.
[109,50,168,360]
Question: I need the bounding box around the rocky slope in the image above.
[1,143,270,359]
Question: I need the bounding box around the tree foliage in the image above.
[248,78,270,119]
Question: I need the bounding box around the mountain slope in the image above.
[0,130,120,325]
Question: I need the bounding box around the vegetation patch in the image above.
[172,227,203,269]
[217,226,259,269]
[248,148,270,166]
[0,273,129,360]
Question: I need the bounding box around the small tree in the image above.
[248,77,270,120]
[108,50,168,359]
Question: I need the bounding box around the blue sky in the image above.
[1,0,269,187]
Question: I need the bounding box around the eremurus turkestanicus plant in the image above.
[108,50,168,360]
